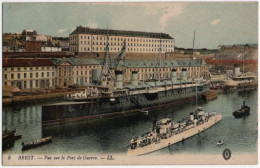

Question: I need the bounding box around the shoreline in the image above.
[2,90,79,106]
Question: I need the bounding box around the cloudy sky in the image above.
[3,2,258,49]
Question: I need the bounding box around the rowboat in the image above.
[22,136,52,151]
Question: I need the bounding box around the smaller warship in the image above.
[127,107,222,156]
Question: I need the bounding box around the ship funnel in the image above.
[91,69,102,84]
[131,71,139,86]
[115,70,123,89]
[189,112,194,121]
[181,68,187,81]
[171,68,177,83]
[234,64,241,77]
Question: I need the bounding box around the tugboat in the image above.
[127,107,222,156]
[22,136,52,151]
[233,101,250,118]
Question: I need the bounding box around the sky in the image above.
[2,2,258,49]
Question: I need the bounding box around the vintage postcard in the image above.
[1,1,258,166]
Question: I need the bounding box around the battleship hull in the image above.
[42,85,209,125]
[127,113,222,156]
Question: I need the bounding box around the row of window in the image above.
[58,66,100,70]
[58,70,93,77]
[77,47,174,52]
[78,41,173,48]
[4,66,207,80]
[4,79,55,89]
[4,67,54,71]
[4,72,55,80]
[71,35,173,43]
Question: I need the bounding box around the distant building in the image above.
[36,34,48,42]
[41,40,62,52]
[52,37,70,51]
[22,29,37,36]
[219,44,258,53]
[25,41,42,52]
[41,46,62,52]
[22,30,38,41]
[70,26,174,54]
[2,45,26,52]
[2,58,56,90]
[3,33,23,47]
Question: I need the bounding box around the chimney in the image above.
[234,64,241,77]
[115,70,123,89]
[171,68,177,83]
[181,68,187,81]
[131,71,139,86]
[189,112,194,121]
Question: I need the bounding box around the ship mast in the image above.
[101,27,110,87]
[158,33,162,82]
[192,30,196,80]
[105,27,109,72]
[242,55,245,74]
[192,30,198,106]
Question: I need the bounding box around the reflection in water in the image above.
[2,90,258,155]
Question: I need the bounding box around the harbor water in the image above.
[2,90,258,155]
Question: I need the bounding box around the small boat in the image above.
[217,140,224,146]
[2,129,16,149]
[203,91,218,100]
[138,109,149,115]
[233,101,250,118]
[15,135,22,140]
[22,136,52,151]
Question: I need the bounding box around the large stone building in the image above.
[50,59,74,88]
[50,57,209,88]
[51,58,102,87]
[70,26,174,54]
[2,58,56,90]
[2,56,209,90]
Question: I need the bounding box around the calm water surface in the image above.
[2,90,258,155]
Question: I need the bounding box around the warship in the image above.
[42,32,210,125]
[42,69,210,125]
[127,107,222,156]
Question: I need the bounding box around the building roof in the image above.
[115,60,180,68]
[51,58,102,66]
[3,58,55,67]
[50,57,206,68]
[70,26,174,39]
[220,44,258,49]
[177,59,206,67]
[3,52,74,58]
